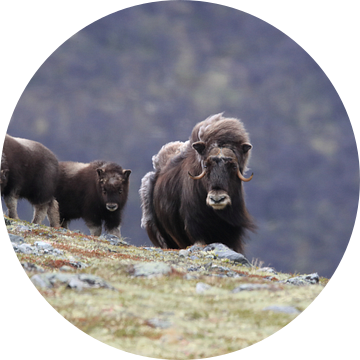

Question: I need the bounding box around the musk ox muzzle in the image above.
[106,203,119,212]
[206,190,231,210]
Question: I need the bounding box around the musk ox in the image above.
[55,160,131,237]
[1,134,60,227]
[140,113,255,254]
[0,153,9,192]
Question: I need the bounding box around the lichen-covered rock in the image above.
[283,273,319,286]
[203,243,251,266]
[129,262,172,277]
[31,273,113,290]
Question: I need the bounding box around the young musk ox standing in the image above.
[1,134,60,227]
[140,113,255,254]
[55,160,131,237]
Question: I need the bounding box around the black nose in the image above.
[106,203,118,211]
[210,195,226,203]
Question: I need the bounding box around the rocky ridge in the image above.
[5,217,327,359]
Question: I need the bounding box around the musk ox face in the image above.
[189,143,253,211]
[96,167,131,212]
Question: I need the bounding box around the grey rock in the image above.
[100,234,129,246]
[31,274,52,288]
[14,243,34,254]
[179,249,189,258]
[68,260,88,269]
[9,234,25,244]
[232,283,271,293]
[145,247,163,253]
[196,282,212,294]
[12,240,63,257]
[283,273,319,286]
[203,243,251,266]
[188,245,203,253]
[187,265,201,272]
[262,305,300,314]
[31,273,113,290]
[183,273,199,280]
[68,274,114,290]
[21,262,44,272]
[34,241,54,251]
[147,318,172,329]
[257,267,278,275]
[130,262,172,277]
[16,225,30,232]
[59,265,73,272]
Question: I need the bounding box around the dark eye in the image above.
[103,190,107,195]
[119,189,122,194]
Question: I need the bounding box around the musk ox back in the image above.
[140,113,255,253]
[55,160,131,237]
[1,134,60,227]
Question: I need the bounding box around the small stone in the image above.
[15,243,33,254]
[179,249,189,258]
[203,243,251,266]
[232,283,271,293]
[34,241,54,251]
[196,282,212,294]
[283,273,319,286]
[59,266,73,272]
[147,318,172,329]
[9,234,25,244]
[262,305,300,314]
[21,262,44,272]
[257,267,278,275]
[130,262,172,277]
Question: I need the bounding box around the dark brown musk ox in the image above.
[1,134,60,227]
[139,113,255,254]
[55,160,131,237]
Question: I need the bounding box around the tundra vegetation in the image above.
[7,217,327,359]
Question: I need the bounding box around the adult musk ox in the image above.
[1,134,60,227]
[140,113,255,254]
[55,160,131,237]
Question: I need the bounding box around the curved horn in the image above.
[237,168,253,182]
[188,168,206,180]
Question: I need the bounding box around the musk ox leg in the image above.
[47,199,60,228]
[139,171,155,229]
[32,203,48,225]
[106,226,121,238]
[4,195,19,219]
[139,171,167,248]
[86,221,102,237]
[60,218,69,229]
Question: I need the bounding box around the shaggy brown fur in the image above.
[0,153,9,192]
[1,134,60,227]
[140,113,255,253]
[55,160,131,237]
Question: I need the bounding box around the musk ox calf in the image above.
[55,160,131,237]
[140,113,255,254]
[1,134,60,227]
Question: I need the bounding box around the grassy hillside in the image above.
[7,217,326,359]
